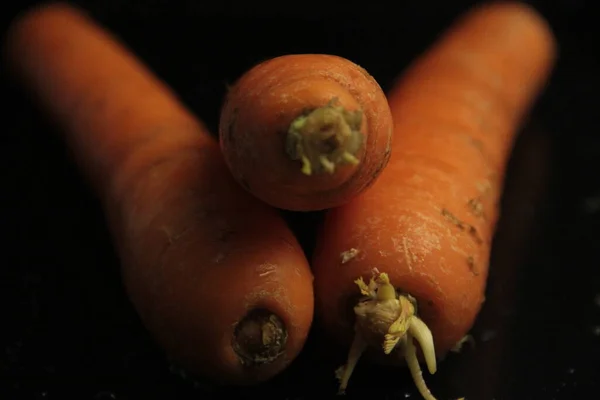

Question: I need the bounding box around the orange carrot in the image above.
[3,2,314,385]
[311,2,557,398]
[219,54,393,211]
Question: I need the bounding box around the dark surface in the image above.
[1,1,599,399]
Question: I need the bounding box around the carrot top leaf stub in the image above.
[336,270,441,400]
[285,98,364,176]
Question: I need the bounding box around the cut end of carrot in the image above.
[285,98,364,176]
[232,308,288,367]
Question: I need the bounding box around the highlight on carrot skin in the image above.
[3,2,315,386]
[312,2,557,399]
[218,54,394,212]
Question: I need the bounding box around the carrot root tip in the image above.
[232,308,287,367]
[285,98,364,176]
[335,330,367,395]
[403,334,438,400]
[407,317,437,374]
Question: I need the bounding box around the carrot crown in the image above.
[285,98,364,175]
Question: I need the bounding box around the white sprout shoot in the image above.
[335,270,441,400]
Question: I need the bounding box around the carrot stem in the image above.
[285,99,363,175]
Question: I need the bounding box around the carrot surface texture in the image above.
[3,3,315,385]
[219,54,394,211]
[311,2,557,399]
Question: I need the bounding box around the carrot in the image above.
[218,54,393,211]
[3,2,314,385]
[311,2,557,398]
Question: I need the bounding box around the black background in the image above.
[1,1,599,399]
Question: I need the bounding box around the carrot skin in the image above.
[313,0,557,363]
[219,54,393,211]
[3,2,314,385]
